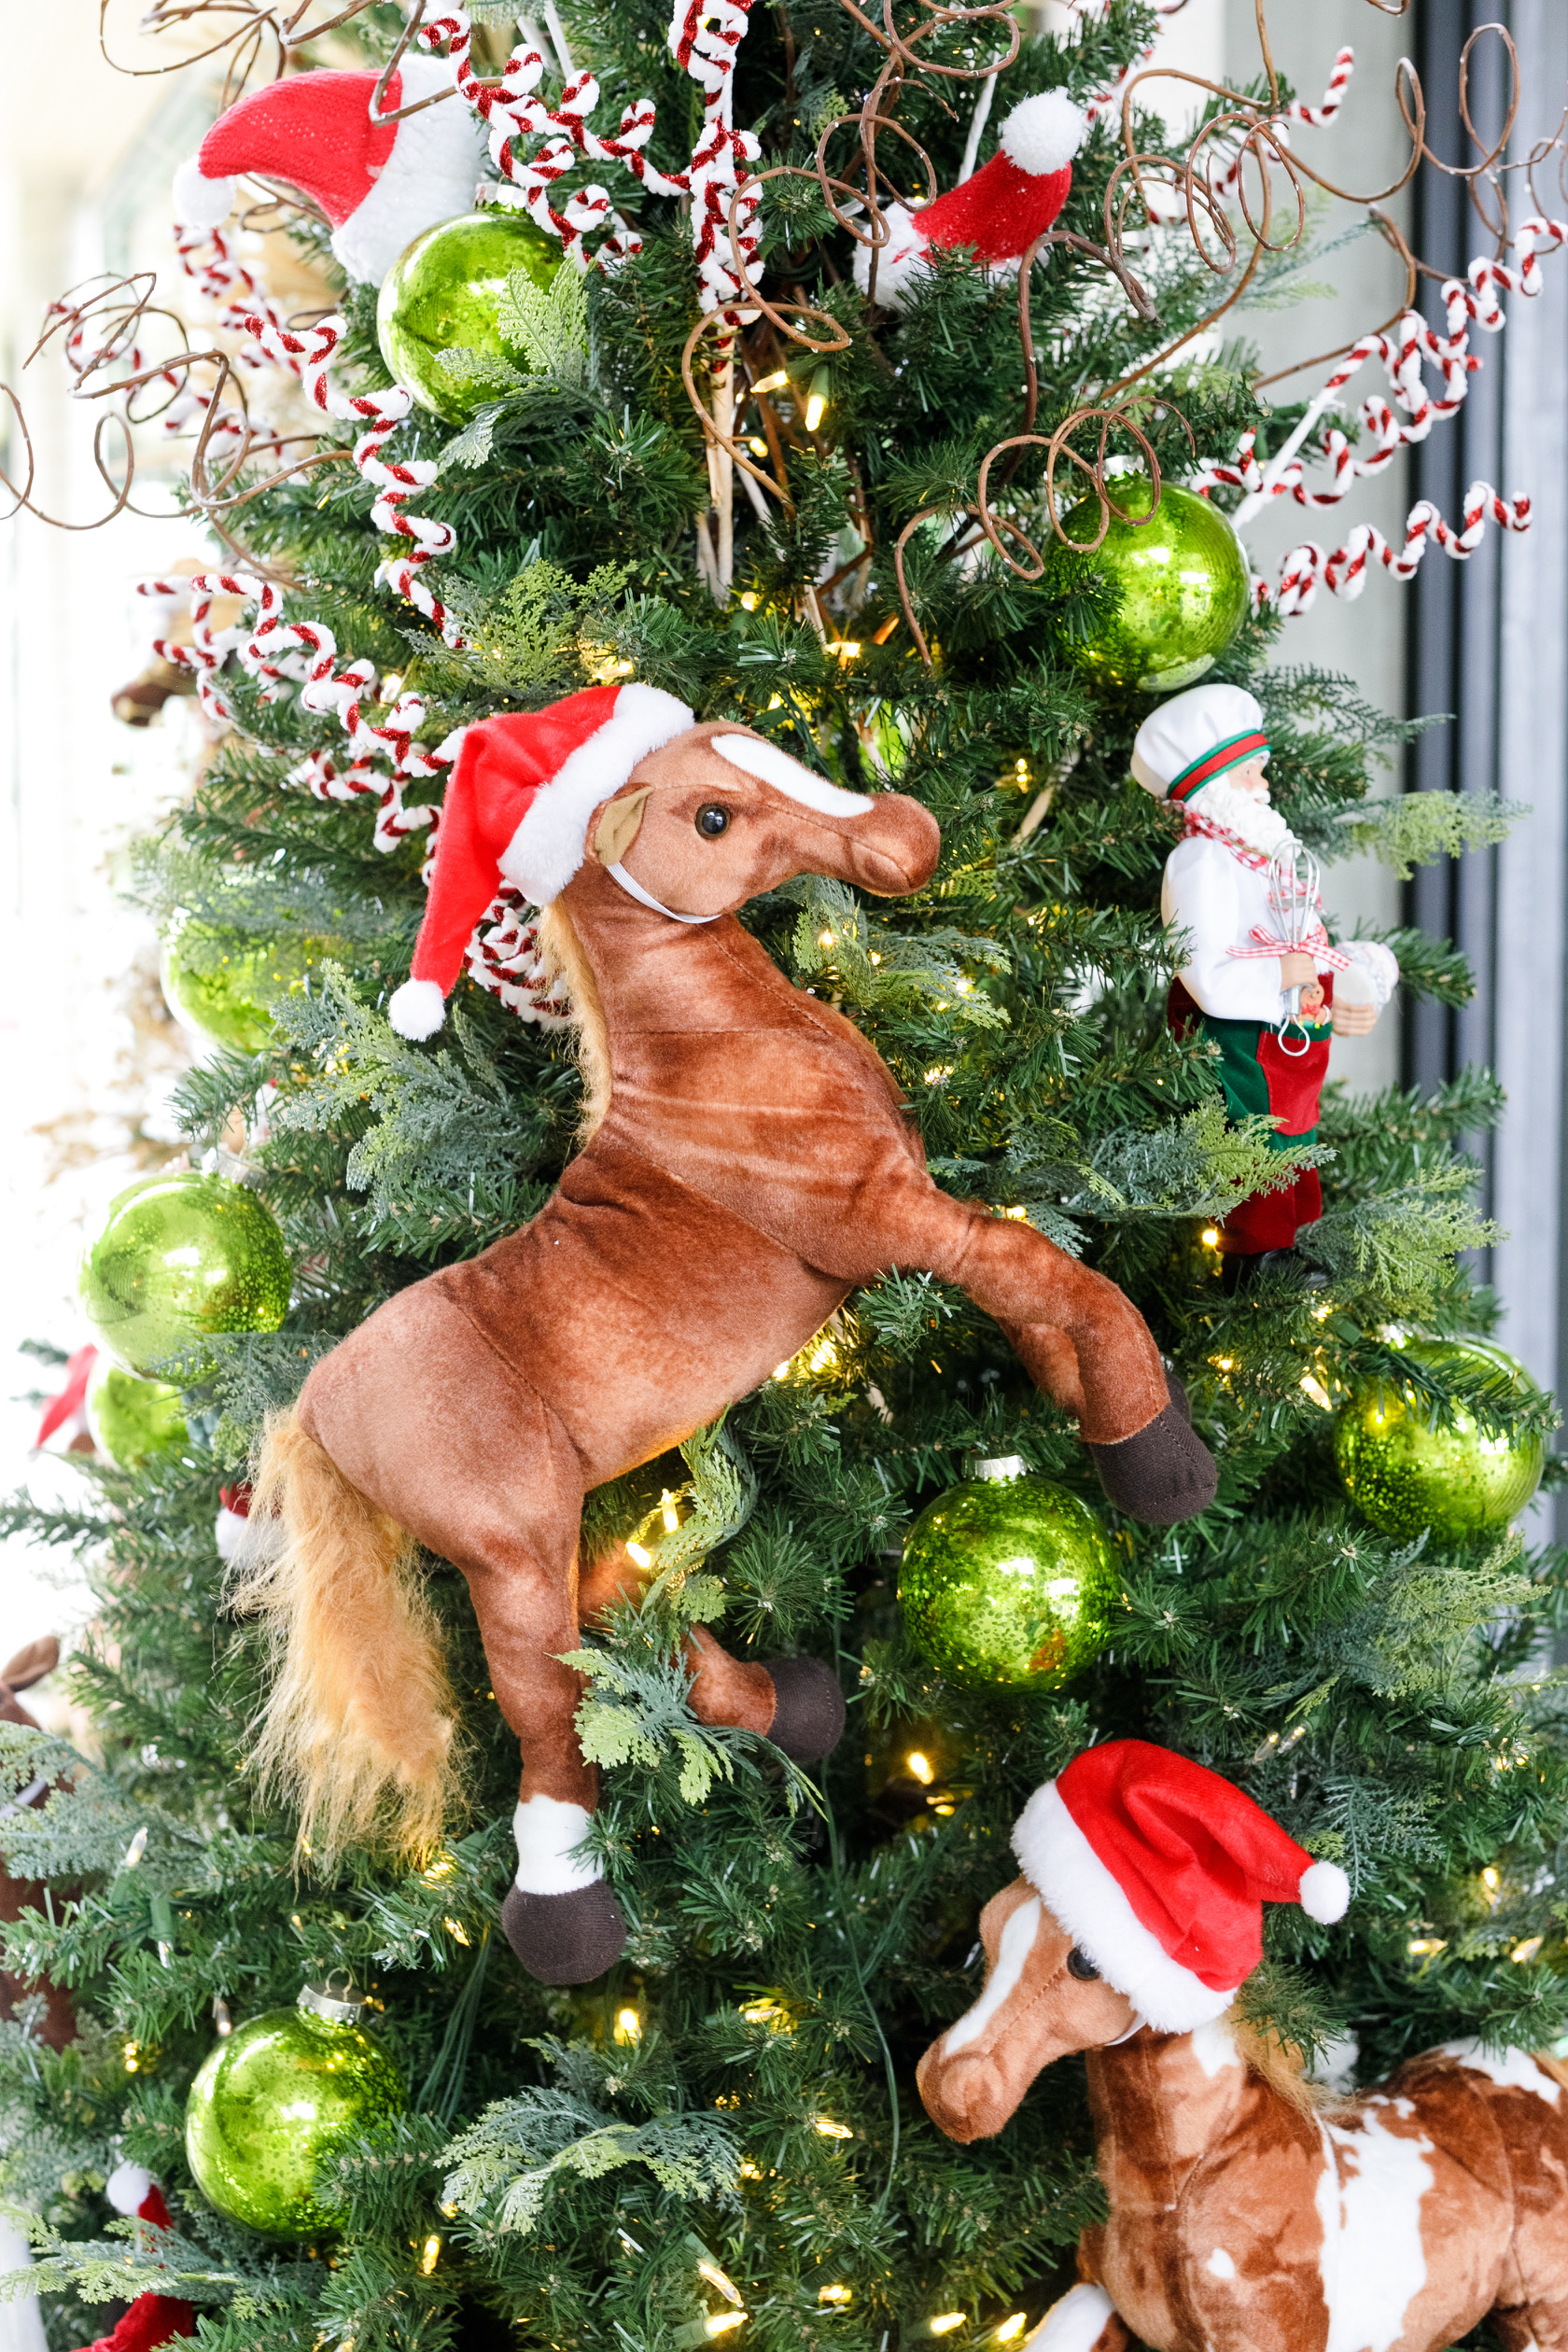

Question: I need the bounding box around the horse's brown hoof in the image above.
[763,1656,846,1763]
[500,1880,627,1984]
[1087,1403,1217,1525]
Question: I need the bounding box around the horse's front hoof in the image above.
[1087,1403,1217,1525]
[763,1655,847,1764]
[501,1879,627,1984]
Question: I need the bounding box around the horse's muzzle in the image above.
[847,793,942,895]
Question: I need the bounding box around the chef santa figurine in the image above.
[1132,683,1398,1291]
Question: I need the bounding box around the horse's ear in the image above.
[593,787,653,869]
[2,1634,59,1691]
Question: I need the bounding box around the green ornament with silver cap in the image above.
[1043,474,1251,693]
[898,1455,1120,1689]
[184,1975,404,2237]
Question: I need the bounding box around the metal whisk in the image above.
[1267,843,1322,1057]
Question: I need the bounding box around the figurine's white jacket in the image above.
[1161,833,1332,1025]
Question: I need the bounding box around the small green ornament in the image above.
[1334,1336,1546,1542]
[86,1356,187,1469]
[161,915,333,1055]
[899,1456,1119,1689]
[185,1980,404,2238]
[376,208,562,423]
[78,1171,291,1376]
[1043,476,1251,693]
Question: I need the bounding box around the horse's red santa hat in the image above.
[171,60,487,286]
[388,683,695,1039]
[853,88,1088,309]
[1013,1739,1350,2032]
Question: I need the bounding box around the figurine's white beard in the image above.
[1189,777,1296,857]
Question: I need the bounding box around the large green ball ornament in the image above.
[1335,1337,1546,1543]
[1043,476,1251,693]
[376,209,562,424]
[185,1981,404,2237]
[899,1457,1119,1688]
[161,916,332,1055]
[78,1171,291,1375]
[86,1355,187,1470]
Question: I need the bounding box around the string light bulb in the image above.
[419,2234,441,2275]
[805,366,831,431]
[995,2320,1027,2345]
[813,2115,853,2139]
[819,2283,853,2306]
[614,2006,643,2045]
[929,2317,966,2337]
[906,1751,935,1785]
[752,368,788,394]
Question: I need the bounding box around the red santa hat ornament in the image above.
[70,2163,196,2351]
[854,88,1088,310]
[171,60,487,287]
[389,682,693,1040]
[1130,682,1269,808]
[1012,1739,1349,2032]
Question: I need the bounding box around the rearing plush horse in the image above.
[242,685,1217,1985]
[917,1740,1568,2352]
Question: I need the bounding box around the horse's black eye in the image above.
[695,804,731,838]
[1067,1946,1100,1981]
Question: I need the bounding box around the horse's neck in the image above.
[555,864,784,1040]
[1086,2020,1260,2209]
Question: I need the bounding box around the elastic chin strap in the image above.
[606,861,721,926]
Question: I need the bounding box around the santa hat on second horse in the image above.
[171,59,487,286]
[1014,1739,1351,2033]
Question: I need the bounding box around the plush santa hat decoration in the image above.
[1012,1739,1350,2032]
[70,2163,196,2352]
[389,682,693,1040]
[171,59,487,287]
[853,88,1088,310]
[1130,682,1270,809]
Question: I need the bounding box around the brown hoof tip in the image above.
[1088,1403,1218,1526]
[501,1879,627,1984]
[763,1655,847,1764]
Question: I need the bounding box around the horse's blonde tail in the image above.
[231,1408,460,1861]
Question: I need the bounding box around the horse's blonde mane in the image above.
[1229,2012,1335,2117]
[536,902,611,1141]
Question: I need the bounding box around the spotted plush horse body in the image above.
[917,1877,1568,2352]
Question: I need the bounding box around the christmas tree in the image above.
[4,4,1568,2348]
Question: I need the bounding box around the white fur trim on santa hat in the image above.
[999,89,1088,177]
[173,155,236,229]
[712,735,873,815]
[498,682,693,905]
[105,2161,156,2218]
[334,59,487,285]
[1012,1779,1236,2033]
[388,975,450,1041]
[1130,682,1266,800]
[214,1504,250,1564]
[851,201,935,307]
[1298,1859,1351,1924]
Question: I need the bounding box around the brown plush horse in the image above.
[917,1743,1568,2352]
[239,691,1217,1984]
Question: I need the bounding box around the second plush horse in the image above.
[241,683,1217,1984]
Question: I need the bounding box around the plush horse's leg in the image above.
[841,1177,1216,1523]
[577,1550,844,1762]
[297,1287,624,1984]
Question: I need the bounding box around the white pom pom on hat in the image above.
[172,155,236,230]
[999,88,1088,176]
[1299,1859,1351,1924]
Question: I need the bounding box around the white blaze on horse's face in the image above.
[916,1878,1139,2144]
[598,720,941,917]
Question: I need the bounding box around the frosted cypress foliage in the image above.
[3,2,1565,2346]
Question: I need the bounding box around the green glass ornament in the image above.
[161,916,333,1055]
[86,1355,187,1469]
[78,1171,291,1376]
[376,208,562,424]
[1335,1337,1546,1543]
[185,1980,404,2237]
[1043,476,1251,693]
[899,1456,1119,1689]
